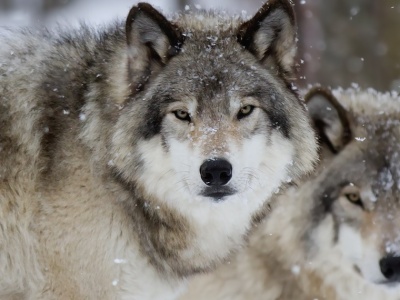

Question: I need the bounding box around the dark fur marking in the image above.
[0,102,21,179]
[332,214,340,243]
[313,119,339,154]
[246,87,291,138]
[265,107,290,138]
[110,167,205,278]
[310,180,353,245]
[137,95,178,140]
[127,60,154,95]
[140,101,163,139]
[251,202,273,227]
[38,65,90,175]
[160,134,169,152]
[311,186,337,225]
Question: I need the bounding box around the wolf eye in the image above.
[346,193,360,202]
[341,184,364,209]
[237,105,255,120]
[173,110,191,122]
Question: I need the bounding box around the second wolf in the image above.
[182,87,400,300]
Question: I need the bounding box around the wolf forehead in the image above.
[153,55,289,109]
[154,15,273,87]
[175,10,243,33]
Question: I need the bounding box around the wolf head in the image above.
[304,87,400,286]
[87,1,317,274]
[109,1,316,204]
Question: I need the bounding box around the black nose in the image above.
[200,159,232,186]
[380,256,400,281]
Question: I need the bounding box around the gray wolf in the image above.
[0,1,317,299]
[181,87,400,300]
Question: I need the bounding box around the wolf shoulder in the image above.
[0,25,123,178]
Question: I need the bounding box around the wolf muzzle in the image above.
[200,158,232,186]
[200,159,236,200]
[380,256,400,283]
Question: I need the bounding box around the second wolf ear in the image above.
[125,3,183,86]
[237,0,297,75]
[305,88,352,154]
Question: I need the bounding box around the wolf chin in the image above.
[181,87,400,300]
[0,1,317,299]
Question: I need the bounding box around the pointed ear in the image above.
[305,87,352,154]
[126,3,183,62]
[125,3,184,89]
[237,0,297,75]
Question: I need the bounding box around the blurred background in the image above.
[0,0,399,92]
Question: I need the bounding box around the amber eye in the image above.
[346,193,360,202]
[237,105,255,120]
[173,110,191,122]
[341,184,364,209]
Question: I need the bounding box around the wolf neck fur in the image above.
[109,169,200,278]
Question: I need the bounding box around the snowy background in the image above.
[1,0,399,92]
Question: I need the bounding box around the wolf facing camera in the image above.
[0,1,317,299]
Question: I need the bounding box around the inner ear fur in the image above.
[305,87,352,153]
[125,3,184,92]
[237,0,297,76]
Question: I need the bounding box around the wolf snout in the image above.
[200,159,232,186]
[380,256,400,282]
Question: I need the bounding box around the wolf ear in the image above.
[125,3,184,88]
[237,0,297,75]
[305,87,352,154]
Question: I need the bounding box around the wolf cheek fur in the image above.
[0,0,317,299]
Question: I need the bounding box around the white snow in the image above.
[79,113,86,121]
[291,265,301,275]
[114,258,127,264]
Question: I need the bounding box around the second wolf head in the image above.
[305,87,400,286]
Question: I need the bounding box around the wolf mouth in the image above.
[201,187,237,200]
[377,280,400,287]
